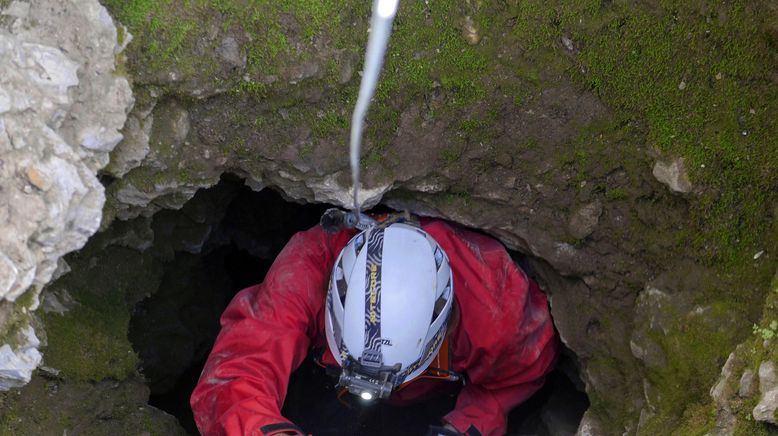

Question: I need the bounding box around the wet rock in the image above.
[4,1,30,18]
[753,361,778,424]
[568,201,603,239]
[337,51,356,84]
[462,16,481,45]
[652,157,692,193]
[709,406,737,436]
[739,368,756,398]
[216,36,245,70]
[575,410,605,436]
[629,330,666,369]
[637,406,655,434]
[41,288,77,314]
[149,101,190,165]
[0,375,186,434]
[106,112,153,178]
[561,35,575,52]
[710,351,739,406]
[635,285,676,335]
[287,60,320,83]
[0,254,16,296]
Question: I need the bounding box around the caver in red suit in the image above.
[191,219,559,436]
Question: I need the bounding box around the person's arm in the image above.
[442,238,559,436]
[190,226,347,436]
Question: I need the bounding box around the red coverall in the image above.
[191,219,559,436]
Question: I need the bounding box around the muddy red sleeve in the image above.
[425,222,559,436]
[190,226,350,436]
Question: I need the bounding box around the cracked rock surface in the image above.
[0,0,132,389]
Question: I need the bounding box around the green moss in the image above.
[732,400,773,436]
[103,0,362,84]
[641,312,743,433]
[573,1,777,268]
[0,289,40,349]
[234,79,268,99]
[605,188,628,201]
[0,376,186,435]
[42,306,137,382]
[494,0,778,272]
[312,109,349,139]
[40,246,163,382]
[376,0,490,108]
[440,143,465,165]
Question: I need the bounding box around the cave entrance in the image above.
[128,175,589,435]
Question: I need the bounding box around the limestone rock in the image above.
[575,410,606,436]
[41,288,77,315]
[710,351,739,406]
[738,369,756,398]
[106,113,153,178]
[0,0,133,389]
[568,201,603,239]
[709,406,737,436]
[462,16,481,45]
[0,326,42,390]
[652,158,692,193]
[753,361,778,424]
[629,330,667,369]
[217,36,245,70]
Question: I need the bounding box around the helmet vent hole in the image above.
[434,247,444,269]
[335,263,347,304]
[432,294,447,322]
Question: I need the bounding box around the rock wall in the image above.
[0,0,775,435]
[93,0,776,434]
[0,0,132,389]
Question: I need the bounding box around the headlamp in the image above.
[336,358,401,400]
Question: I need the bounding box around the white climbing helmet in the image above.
[324,221,454,400]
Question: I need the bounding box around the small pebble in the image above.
[753,250,764,260]
[561,36,575,51]
[742,130,748,136]
[749,108,756,114]
[678,81,687,90]
[715,72,723,80]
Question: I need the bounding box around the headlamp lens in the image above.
[360,392,374,401]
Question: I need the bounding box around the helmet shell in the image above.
[325,222,453,385]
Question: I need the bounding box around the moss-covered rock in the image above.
[0,375,186,436]
[63,0,778,433]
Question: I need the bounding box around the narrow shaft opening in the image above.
[123,175,589,435]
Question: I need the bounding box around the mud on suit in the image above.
[190,219,559,436]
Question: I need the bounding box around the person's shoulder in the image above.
[421,218,503,254]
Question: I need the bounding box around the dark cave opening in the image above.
[128,175,589,435]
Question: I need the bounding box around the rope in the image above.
[349,0,399,221]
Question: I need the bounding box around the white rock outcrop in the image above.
[652,157,692,194]
[0,326,41,390]
[0,0,133,388]
[753,361,778,425]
